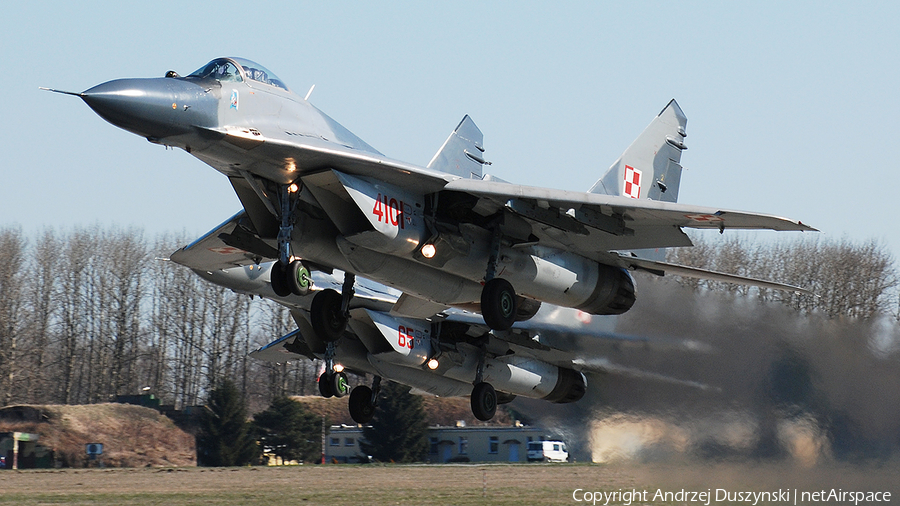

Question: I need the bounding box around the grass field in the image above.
[0,462,897,505]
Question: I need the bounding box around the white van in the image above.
[526,440,568,462]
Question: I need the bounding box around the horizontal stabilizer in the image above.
[618,254,811,293]
[249,329,314,362]
[170,211,270,271]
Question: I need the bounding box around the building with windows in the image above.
[325,423,555,463]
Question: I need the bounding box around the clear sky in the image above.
[3,1,899,257]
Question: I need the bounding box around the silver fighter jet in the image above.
[47,57,814,422]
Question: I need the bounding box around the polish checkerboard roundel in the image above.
[623,165,641,199]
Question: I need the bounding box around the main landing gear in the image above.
[470,353,498,421]
[479,223,518,332]
[471,381,498,421]
[349,376,381,424]
[309,271,354,342]
[481,278,517,331]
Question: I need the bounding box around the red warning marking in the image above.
[685,214,724,222]
[623,165,641,199]
[209,246,245,255]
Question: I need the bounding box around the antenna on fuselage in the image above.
[304,85,315,101]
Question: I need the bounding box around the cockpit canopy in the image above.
[188,57,289,91]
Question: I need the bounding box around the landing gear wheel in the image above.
[318,372,334,398]
[471,382,498,421]
[349,385,376,424]
[287,260,312,296]
[311,289,348,342]
[331,372,349,398]
[481,278,517,331]
[270,262,291,297]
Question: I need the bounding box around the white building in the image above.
[325,424,555,463]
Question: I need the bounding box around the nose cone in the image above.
[82,78,216,140]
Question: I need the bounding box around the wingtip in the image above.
[799,221,819,232]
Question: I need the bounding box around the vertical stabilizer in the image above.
[427,115,488,179]
[589,100,687,203]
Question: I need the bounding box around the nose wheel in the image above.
[270,259,312,297]
[318,371,349,398]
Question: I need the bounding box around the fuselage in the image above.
[80,57,635,317]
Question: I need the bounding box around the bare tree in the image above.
[24,229,58,403]
[57,227,96,404]
[668,233,898,321]
[0,228,26,405]
[104,228,148,398]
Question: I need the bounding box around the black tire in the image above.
[310,289,348,342]
[471,382,497,421]
[288,260,312,296]
[349,385,376,424]
[318,372,334,398]
[332,372,349,398]
[481,278,517,331]
[270,261,291,297]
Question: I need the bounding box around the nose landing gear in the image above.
[269,182,313,297]
[318,370,349,398]
[270,259,312,297]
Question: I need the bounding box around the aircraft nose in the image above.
[81,78,216,140]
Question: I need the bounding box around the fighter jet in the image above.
[47,57,813,422]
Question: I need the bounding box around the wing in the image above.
[442,178,815,260]
[612,254,810,293]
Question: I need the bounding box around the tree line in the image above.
[0,226,898,411]
[666,233,898,320]
[197,379,428,466]
[0,226,321,411]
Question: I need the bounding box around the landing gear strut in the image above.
[481,224,516,331]
[269,183,313,297]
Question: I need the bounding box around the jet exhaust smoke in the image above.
[509,275,900,488]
